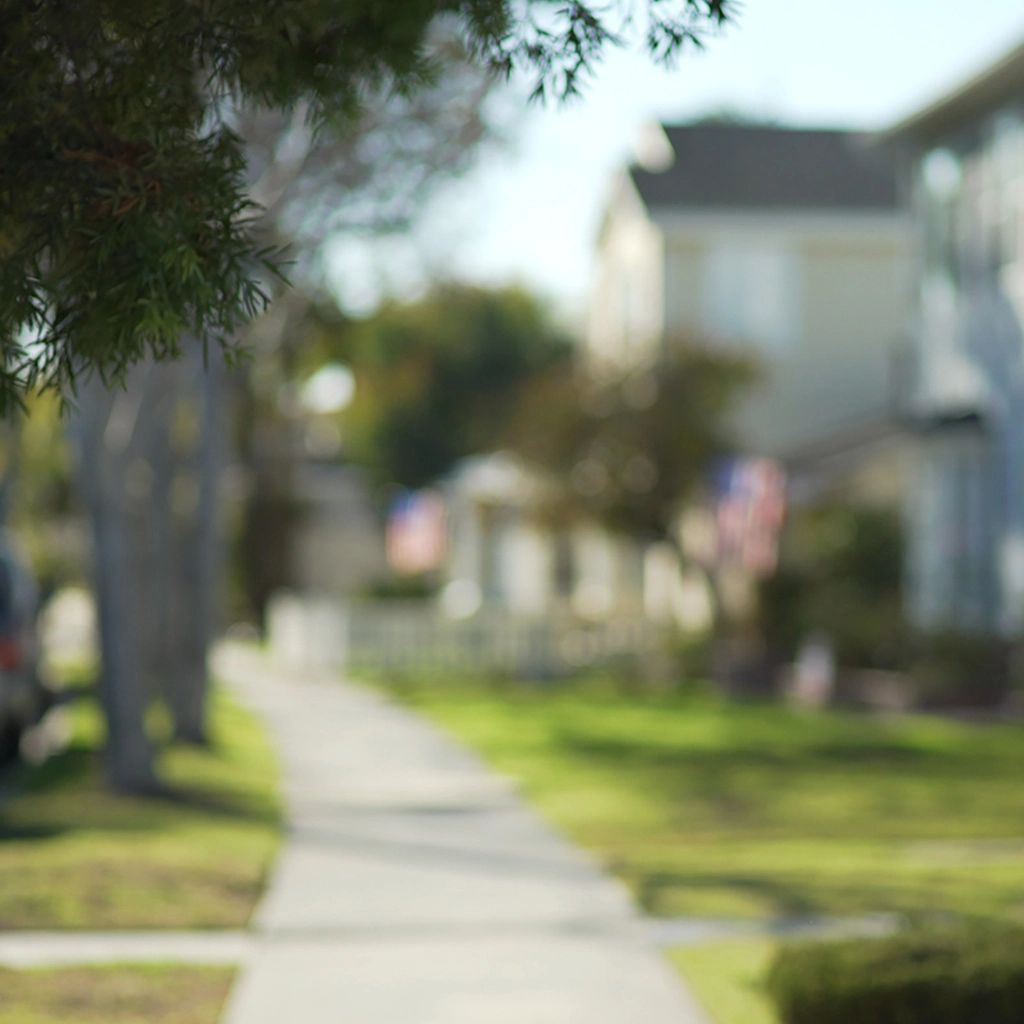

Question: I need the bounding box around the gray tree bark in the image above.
[73,351,226,785]
[162,348,225,744]
[73,367,162,793]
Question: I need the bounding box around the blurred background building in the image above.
[890,41,1024,637]
[589,122,911,464]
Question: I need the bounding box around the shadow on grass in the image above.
[153,783,278,825]
[21,745,95,793]
[0,820,66,840]
[560,727,986,791]
[0,734,276,846]
[555,730,1024,837]
[562,734,949,770]
[635,869,894,918]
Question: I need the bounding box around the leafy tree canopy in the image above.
[324,283,571,489]
[0,0,732,411]
[508,344,756,540]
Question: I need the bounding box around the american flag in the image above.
[714,457,787,576]
[386,489,447,575]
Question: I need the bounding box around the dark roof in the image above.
[629,124,900,213]
[885,39,1024,146]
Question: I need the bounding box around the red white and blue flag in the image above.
[386,489,447,575]
[714,458,786,576]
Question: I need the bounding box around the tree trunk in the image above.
[93,490,160,791]
[73,348,228,780]
[135,362,177,722]
[72,371,160,793]
[163,349,225,744]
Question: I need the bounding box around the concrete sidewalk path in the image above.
[0,931,253,968]
[215,645,710,1024]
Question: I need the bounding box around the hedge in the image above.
[765,923,1024,1024]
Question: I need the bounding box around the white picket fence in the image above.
[266,592,660,678]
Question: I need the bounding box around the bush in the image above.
[910,631,1013,709]
[759,503,906,670]
[766,924,1024,1024]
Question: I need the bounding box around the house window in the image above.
[919,148,961,280]
[991,115,1024,265]
[702,244,801,356]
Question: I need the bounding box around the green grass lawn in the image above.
[0,964,234,1024]
[384,679,1024,922]
[671,940,778,1024]
[0,685,280,929]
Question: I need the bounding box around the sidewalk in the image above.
[0,931,252,968]
[215,644,710,1024]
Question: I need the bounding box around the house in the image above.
[886,40,1024,635]
[573,122,917,631]
[440,125,917,632]
[440,452,648,621]
[588,121,912,465]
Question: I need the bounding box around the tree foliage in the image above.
[759,503,905,668]
[509,344,756,540]
[326,284,571,489]
[0,0,732,410]
[231,47,500,624]
[238,23,496,272]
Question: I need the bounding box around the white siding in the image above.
[653,211,911,456]
[588,175,665,367]
[702,243,802,355]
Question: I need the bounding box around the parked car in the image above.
[0,533,44,762]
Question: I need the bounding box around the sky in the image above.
[326,1,1024,326]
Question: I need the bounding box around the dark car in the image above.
[0,534,43,761]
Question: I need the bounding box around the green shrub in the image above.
[766,924,1024,1024]
[910,631,1013,708]
[759,503,906,670]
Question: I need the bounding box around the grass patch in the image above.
[671,940,778,1024]
[382,679,1024,920]
[0,964,234,1024]
[0,686,280,929]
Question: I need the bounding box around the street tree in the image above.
[1,0,732,412]
[508,344,756,544]
[330,283,571,490]
[71,33,499,788]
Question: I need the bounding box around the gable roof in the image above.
[885,39,1024,146]
[629,123,900,213]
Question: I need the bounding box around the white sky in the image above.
[327,1,1024,325]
